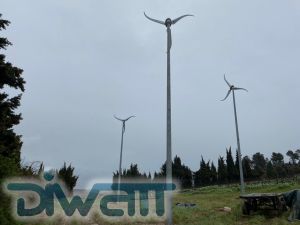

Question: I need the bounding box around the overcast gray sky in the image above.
[2,0,300,187]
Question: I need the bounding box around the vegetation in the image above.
[154,155,193,188]
[115,148,300,191]
[0,13,25,225]
[12,181,300,225]
[113,156,193,188]
[0,13,25,178]
[57,162,79,193]
[172,181,300,225]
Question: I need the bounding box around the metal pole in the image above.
[144,14,192,224]
[118,123,125,201]
[232,90,245,194]
[166,25,172,225]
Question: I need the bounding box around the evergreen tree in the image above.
[242,156,253,179]
[252,152,266,178]
[266,161,276,179]
[226,147,236,182]
[158,162,167,177]
[173,155,182,176]
[202,157,212,186]
[210,162,217,184]
[113,163,145,180]
[194,157,206,187]
[235,149,240,180]
[57,162,79,193]
[0,15,25,225]
[271,152,286,178]
[125,164,141,177]
[217,156,227,184]
[0,14,25,178]
[154,156,192,188]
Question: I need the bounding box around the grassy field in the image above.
[17,181,300,225]
[173,181,300,225]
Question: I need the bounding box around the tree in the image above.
[217,156,227,184]
[266,161,276,179]
[0,15,26,225]
[172,155,192,188]
[242,156,253,179]
[153,156,192,188]
[113,163,153,183]
[124,164,141,177]
[194,159,201,187]
[194,157,211,187]
[0,14,25,178]
[286,150,299,165]
[271,152,286,178]
[271,152,284,165]
[234,149,240,180]
[252,152,266,178]
[226,147,236,182]
[157,162,166,177]
[57,162,79,193]
[296,149,300,162]
[210,162,217,184]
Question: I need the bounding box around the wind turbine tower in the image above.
[221,75,248,194]
[144,12,193,225]
[114,115,135,200]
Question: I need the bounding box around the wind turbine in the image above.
[221,75,248,194]
[114,115,135,200]
[144,12,193,225]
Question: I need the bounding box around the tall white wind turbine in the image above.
[114,115,135,200]
[221,75,248,194]
[144,12,193,225]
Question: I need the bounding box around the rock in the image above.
[223,207,231,212]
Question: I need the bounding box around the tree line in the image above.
[114,147,300,188]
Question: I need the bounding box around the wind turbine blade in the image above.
[167,28,172,52]
[124,115,135,121]
[234,87,248,92]
[224,74,231,87]
[114,115,123,121]
[144,12,165,25]
[172,14,194,24]
[221,90,232,101]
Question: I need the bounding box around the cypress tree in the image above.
[235,149,240,181]
[242,156,253,179]
[217,156,227,184]
[211,162,217,185]
[0,14,25,178]
[226,147,235,182]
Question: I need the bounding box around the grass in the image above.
[12,181,300,225]
[173,181,300,225]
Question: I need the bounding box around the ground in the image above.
[16,181,300,225]
[173,181,300,225]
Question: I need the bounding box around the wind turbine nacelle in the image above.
[165,18,172,27]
